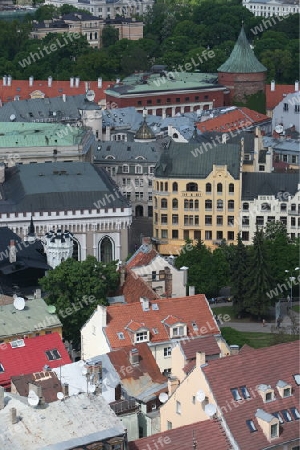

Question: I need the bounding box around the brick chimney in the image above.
[62,383,69,397]
[164,266,172,298]
[230,345,240,355]
[196,352,206,367]
[168,376,179,395]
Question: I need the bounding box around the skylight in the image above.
[192,322,198,331]
[240,386,251,399]
[10,339,25,348]
[0,363,4,373]
[231,388,242,401]
[290,407,300,420]
[273,412,284,424]
[281,409,293,422]
[45,349,61,361]
[293,374,300,385]
[117,332,125,340]
[152,303,159,310]
[152,328,159,334]
[246,420,257,433]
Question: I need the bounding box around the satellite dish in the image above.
[14,297,25,311]
[10,114,16,122]
[57,392,64,401]
[205,403,217,417]
[82,367,88,376]
[88,384,96,393]
[86,90,95,102]
[28,390,39,406]
[196,390,205,402]
[275,125,284,134]
[47,305,56,314]
[159,392,168,403]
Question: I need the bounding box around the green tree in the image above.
[243,229,274,319]
[39,256,119,347]
[102,26,119,48]
[230,233,248,316]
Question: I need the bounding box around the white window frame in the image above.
[164,346,172,357]
[135,330,149,343]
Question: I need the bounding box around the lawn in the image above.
[221,327,299,349]
[211,306,256,322]
[292,305,300,313]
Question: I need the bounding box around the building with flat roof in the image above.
[0,162,132,263]
[243,0,299,17]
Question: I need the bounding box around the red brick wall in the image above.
[218,72,266,102]
[106,88,225,111]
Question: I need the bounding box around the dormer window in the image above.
[271,423,278,439]
[135,331,149,343]
[276,380,292,398]
[283,387,291,397]
[257,384,275,402]
[172,325,186,338]
[266,392,273,402]
[255,409,279,441]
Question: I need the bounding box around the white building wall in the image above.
[272,91,300,132]
[243,0,299,17]
[81,305,110,360]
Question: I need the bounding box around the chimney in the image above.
[62,94,66,102]
[98,77,102,88]
[2,75,7,87]
[85,81,89,91]
[196,352,206,367]
[164,266,172,298]
[48,76,52,87]
[168,376,179,395]
[105,126,111,141]
[9,240,16,263]
[7,75,12,86]
[120,265,126,287]
[97,304,107,327]
[28,382,42,399]
[0,386,4,410]
[70,77,74,88]
[116,78,120,84]
[129,348,139,365]
[295,80,299,92]
[62,383,69,397]
[141,237,152,247]
[189,286,195,296]
[29,76,34,87]
[10,408,17,424]
[0,163,5,184]
[34,289,41,299]
[230,345,240,355]
[75,77,80,88]
[270,80,275,92]
[140,297,149,311]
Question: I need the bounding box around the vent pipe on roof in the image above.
[98,77,102,88]
[48,76,52,88]
[62,383,69,397]
[70,77,74,88]
[295,80,299,92]
[0,386,4,410]
[29,76,34,87]
[75,77,80,88]
[7,75,12,87]
[10,408,18,424]
[62,94,66,102]
[270,80,275,92]
[2,75,7,87]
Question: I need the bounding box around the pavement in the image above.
[213,302,300,334]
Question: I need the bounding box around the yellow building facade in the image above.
[153,142,242,255]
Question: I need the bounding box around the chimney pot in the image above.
[0,386,4,410]
[10,407,17,424]
[270,80,275,92]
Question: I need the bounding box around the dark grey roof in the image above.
[196,130,255,153]
[94,141,162,163]
[242,172,300,200]
[155,141,241,180]
[0,95,100,123]
[0,162,129,213]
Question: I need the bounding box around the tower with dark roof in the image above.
[218,26,267,103]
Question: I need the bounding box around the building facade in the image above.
[243,0,300,17]
[153,141,242,255]
[272,91,300,133]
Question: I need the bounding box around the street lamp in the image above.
[285,267,300,310]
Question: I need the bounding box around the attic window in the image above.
[0,363,4,372]
[45,349,61,361]
[152,328,159,334]
[135,331,149,343]
[246,420,257,433]
[192,322,198,331]
[283,387,291,397]
[10,339,25,348]
[281,409,293,422]
[231,388,242,401]
[273,412,284,424]
[152,303,159,310]
[293,374,300,385]
[240,386,251,399]
[172,326,185,337]
[290,407,300,420]
[265,392,273,402]
[117,332,125,340]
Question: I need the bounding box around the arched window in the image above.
[172,199,178,209]
[229,183,234,193]
[217,199,223,210]
[243,202,249,211]
[189,199,193,209]
[195,200,199,210]
[217,183,223,193]
[173,182,178,192]
[161,198,168,209]
[165,182,168,191]
[205,199,212,210]
[99,236,114,263]
[160,182,163,191]
[228,200,234,210]
[184,199,189,209]
[186,182,198,192]
[206,183,211,193]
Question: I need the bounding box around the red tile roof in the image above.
[11,371,63,403]
[120,269,159,304]
[266,84,295,111]
[108,343,166,385]
[105,294,220,349]
[0,333,71,389]
[126,248,158,270]
[202,341,300,450]
[181,335,221,360]
[162,315,182,326]
[129,419,231,450]
[0,79,112,104]
[197,107,269,133]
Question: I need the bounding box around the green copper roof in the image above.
[218,27,267,74]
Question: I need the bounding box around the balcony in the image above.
[288,210,300,215]
[110,399,139,415]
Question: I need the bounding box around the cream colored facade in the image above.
[153,165,241,255]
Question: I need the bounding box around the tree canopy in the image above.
[39,256,119,348]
